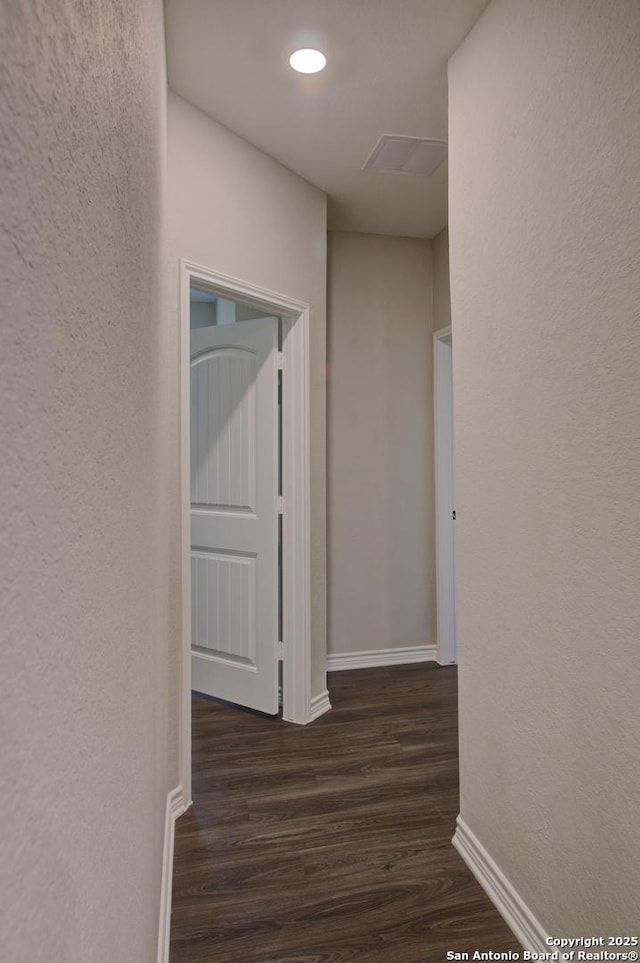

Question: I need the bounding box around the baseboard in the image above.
[452,815,553,954]
[157,785,187,963]
[309,688,332,721]
[326,645,437,672]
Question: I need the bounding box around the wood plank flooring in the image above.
[170,664,520,962]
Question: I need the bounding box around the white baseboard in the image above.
[309,688,332,721]
[453,815,555,955]
[157,785,188,963]
[326,645,437,672]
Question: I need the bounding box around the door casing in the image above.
[179,259,312,807]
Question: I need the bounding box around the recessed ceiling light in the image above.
[289,48,326,74]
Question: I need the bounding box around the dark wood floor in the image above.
[170,664,520,962]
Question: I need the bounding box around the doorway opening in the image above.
[179,261,313,806]
[434,326,457,665]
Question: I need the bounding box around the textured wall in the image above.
[166,92,327,713]
[327,232,435,655]
[449,0,640,935]
[432,228,451,332]
[0,2,170,960]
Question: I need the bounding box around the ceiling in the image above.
[165,0,489,239]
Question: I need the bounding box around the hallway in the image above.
[169,665,519,961]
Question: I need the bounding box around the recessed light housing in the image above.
[289,48,326,74]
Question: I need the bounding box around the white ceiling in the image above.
[165,0,489,239]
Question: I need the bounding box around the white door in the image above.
[434,331,457,665]
[190,317,279,714]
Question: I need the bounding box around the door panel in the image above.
[191,349,256,511]
[191,551,256,664]
[190,317,278,714]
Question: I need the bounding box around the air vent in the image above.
[363,135,447,176]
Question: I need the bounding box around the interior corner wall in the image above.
[1,1,171,960]
[432,227,451,332]
[449,0,640,935]
[327,231,435,657]
[166,92,328,706]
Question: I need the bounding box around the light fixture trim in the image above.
[289,48,327,74]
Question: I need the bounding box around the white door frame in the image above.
[433,326,456,666]
[179,259,312,805]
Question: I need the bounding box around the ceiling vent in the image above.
[363,135,447,176]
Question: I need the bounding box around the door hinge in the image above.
[274,641,284,660]
[276,353,284,370]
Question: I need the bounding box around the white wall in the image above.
[190,299,217,328]
[449,0,640,935]
[327,232,435,656]
[0,1,171,960]
[167,92,327,706]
